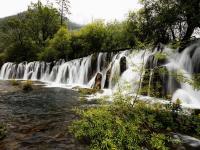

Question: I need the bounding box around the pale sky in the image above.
[0,0,141,24]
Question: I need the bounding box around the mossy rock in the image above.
[22,80,33,91]
[78,88,103,95]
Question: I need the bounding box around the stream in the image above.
[0,81,87,150]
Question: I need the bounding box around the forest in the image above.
[0,0,199,63]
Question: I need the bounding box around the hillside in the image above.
[0,14,82,31]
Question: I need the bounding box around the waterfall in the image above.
[166,42,200,108]
[1,41,200,108]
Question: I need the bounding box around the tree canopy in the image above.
[0,0,199,63]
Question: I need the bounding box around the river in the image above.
[0,81,87,150]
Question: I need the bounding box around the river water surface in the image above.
[0,81,87,150]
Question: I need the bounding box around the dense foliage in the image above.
[0,0,199,63]
[38,27,72,61]
[138,0,200,49]
[70,94,200,150]
[0,1,60,62]
[0,1,79,63]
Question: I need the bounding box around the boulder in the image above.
[172,133,200,150]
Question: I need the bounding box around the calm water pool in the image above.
[0,81,87,150]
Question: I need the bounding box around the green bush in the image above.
[70,94,200,150]
[10,79,19,86]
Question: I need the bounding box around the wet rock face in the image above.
[147,68,180,99]
[99,53,113,72]
[93,73,102,90]
[153,67,169,98]
[141,66,169,98]
[141,53,180,98]
[88,54,98,81]
[120,56,127,75]
[145,53,167,69]
[27,72,32,80]
[37,65,42,79]
[104,68,111,88]
[173,133,200,150]
[50,62,55,73]
[191,46,200,74]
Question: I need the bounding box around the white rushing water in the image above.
[1,42,200,109]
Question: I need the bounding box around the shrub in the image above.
[22,80,33,91]
[10,79,19,86]
[70,94,200,150]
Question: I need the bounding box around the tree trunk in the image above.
[182,24,195,42]
[61,0,64,26]
[170,26,176,41]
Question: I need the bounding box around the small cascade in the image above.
[166,42,200,108]
[1,41,200,108]
[147,69,153,96]
[116,50,151,93]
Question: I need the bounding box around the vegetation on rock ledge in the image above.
[70,93,200,150]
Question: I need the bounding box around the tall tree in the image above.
[138,0,200,47]
[3,13,38,62]
[178,0,200,41]
[0,1,61,62]
[27,1,60,46]
[56,0,70,26]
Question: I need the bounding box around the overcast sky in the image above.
[0,0,141,24]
